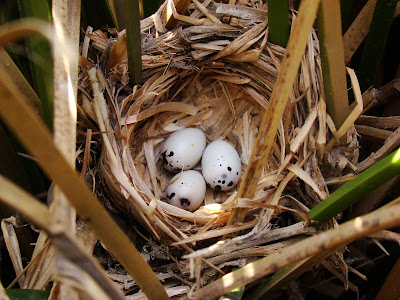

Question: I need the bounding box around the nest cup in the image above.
[79,0,358,289]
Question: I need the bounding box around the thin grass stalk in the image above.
[318,0,350,128]
[51,0,81,236]
[227,0,321,227]
[308,147,400,222]
[186,199,400,300]
[50,0,81,297]
[125,0,142,85]
[16,0,53,130]
[0,19,169,300]
[267,0,289,47]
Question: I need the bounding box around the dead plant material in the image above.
[75,0,368,295]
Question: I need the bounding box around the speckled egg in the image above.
[161,128,206,172]
[201,140,241,191]
[166,170,206,211]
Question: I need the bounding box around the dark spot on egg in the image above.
[167,193,175,199]
[218,180,221,183]
[227,167,232,171]
[222,180,225,184]
[228,181,233,187]
[168,151,174,157]
[180,198,190,207]
[222,174,227,179]
[215,185,221,191]
[220,164,222,166]
[162,151,168,165]
[236,172,239,175]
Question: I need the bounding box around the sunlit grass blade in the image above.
[357,0,397,92]
[267,0,289,47]
[318,0,350,128]
[308,147,400,222]
[16,0,53,130]
[124,0,142,85]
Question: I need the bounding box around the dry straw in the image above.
[76,0,367,296]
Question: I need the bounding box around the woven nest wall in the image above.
[78,1,359,290]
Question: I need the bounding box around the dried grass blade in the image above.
[187,200,400,299]
[0,176,124,300]
[1,217,25,286]
[211,19,268,61]
[227,0,321,227]
[50,1,81,296]
[0,281,9,300]
[193,0,222,24]
[163,0,193,29]
[286,164,327,200]
[120,102,199,125]
[0,20,169,300]
[326,68,363,151]
[51,0,80,242]
[343,0,377,64]
[172,220,257,246]
[212,3,268,21]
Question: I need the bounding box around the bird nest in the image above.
[77,0,359,293]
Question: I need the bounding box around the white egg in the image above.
[166,170,206,211]
[161,128,206,172]
[201,140,241,191]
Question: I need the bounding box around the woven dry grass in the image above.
[77,1,359,294]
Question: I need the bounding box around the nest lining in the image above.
[78,1,359,292]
